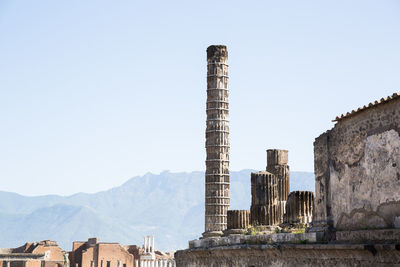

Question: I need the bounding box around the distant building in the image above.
[0,240,67,267]
[126,236,175,267]
[69,238,174,267]
[69,238,133,267]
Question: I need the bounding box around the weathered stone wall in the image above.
[284,191,314,224]
[266,149,289,222]
[204,45,230,236]
[312,97,400,231]
[250,171,279,225]
[175,243,400,267]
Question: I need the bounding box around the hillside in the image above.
[0,170,314,251]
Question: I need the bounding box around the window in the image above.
[101,260,103,267]
[91,261,94,267]
[106,261,110,267]
[117,261,121,267]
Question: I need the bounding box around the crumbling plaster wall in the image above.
[313,99,400,230]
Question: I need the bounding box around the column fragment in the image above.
[284,191,314,224]
[250,171,279,225]
[266,149,290,222]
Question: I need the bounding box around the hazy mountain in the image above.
[0,170,314,251]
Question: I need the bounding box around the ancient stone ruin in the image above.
[225,210,250,234]
[174,45,400,266]
[248,149,307,229]
[310,92,400,240]
[250,171,279,226]
[266,149,290,222]
[203,46,312,234]
[204,45,230,237]
[284,191,314,225]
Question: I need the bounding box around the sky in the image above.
[0,0,399,196]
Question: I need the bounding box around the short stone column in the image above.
[250,171,279,225]
[284,191,314,224]
[224,209,250,234]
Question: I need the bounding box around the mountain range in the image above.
[0,170,314,251]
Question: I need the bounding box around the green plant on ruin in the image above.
[292,228,305,234]
[247,226,257,236]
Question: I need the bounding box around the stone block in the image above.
[267,149,288,166]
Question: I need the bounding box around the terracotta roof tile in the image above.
[333,92,400,122]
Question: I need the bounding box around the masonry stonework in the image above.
[175,244,400,267]
[311,93,400,234]
[284,191,314,224]
[225,210,250,234]
[266,149,290,222]
[0,240,67,267]
[204,45,230,237]
[250,171,279,226]
[69,238,134,267]
[175,46,400,266]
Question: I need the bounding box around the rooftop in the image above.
[333,92,399,122]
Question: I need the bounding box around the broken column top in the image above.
[207,45,228,61]
[267,149,288,166]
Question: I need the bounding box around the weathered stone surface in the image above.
[226,210,250,230]
[250,171,279,226]
[266,149,290,222]
[204,45,230,236]
[284,191,314,224]
[188,232,317,249]
[311,96,400,233]
[176,243,400,267]
[336,228,400,243]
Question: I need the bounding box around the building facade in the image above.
[0,240,67,267]
[69,238,174,267]
[69,238,134,267]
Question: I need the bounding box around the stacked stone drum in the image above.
[226,210,250,234]
[203,45,230,237]
[284,191,314,224]
[266,149,290,222]
[250,171,279,225]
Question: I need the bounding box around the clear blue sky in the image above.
[0,0,399,196]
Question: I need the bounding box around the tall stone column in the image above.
[266,149,289,223]
[203,45,230,237]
